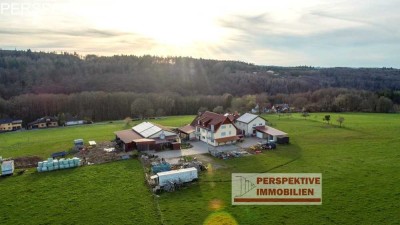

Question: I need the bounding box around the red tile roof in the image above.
[190,111,232,132]
[226,112,240,122]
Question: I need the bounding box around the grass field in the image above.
[0,160,160,225]
[0,115,194,158]
[158,113,400,224]
[1,113,399,224]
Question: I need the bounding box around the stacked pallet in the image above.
[37,157,81,172]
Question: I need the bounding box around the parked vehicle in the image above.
[257,141,277,150]
[150,167,198,192]
[237,135,245,142]
[151,167,198,187]
[262,142,276,150]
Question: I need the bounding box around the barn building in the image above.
[234,112,289,143]
[177,125,196,141]
[235,113,266,137]
[115,122,180,151]
[254,125,289,144]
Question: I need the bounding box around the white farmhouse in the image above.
[181,111,239,146]
[235,113,266,137]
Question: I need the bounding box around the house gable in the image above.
[191,111,237,133]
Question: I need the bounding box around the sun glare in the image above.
[75,0,227,48]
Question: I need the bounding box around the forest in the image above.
[0,49,399,124]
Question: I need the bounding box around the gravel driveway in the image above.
[236,137,264,148]
[144,137,264,159]
[143,141,209,159]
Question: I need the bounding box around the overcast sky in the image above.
[1,0,399,67]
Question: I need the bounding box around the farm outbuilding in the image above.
[235,113,267,137]
[115,122,180,151]
[134,138,156,151]
[254,126,289,144]
[177,125,196,141]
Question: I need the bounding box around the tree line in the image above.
[0,88,396,125]
[1,50,400,100]
[0,92,232,124]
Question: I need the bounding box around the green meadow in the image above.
[0,160,159,225]
[158,113,400,224]
[0,115,194,158]
[0,113,399,224]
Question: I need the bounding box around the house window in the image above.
[221,132,226,137]
[197,128,200,132]
[253,124,256,127]
[229,124,231,128]
[229,131,231,135]
[221,125,226,129]
[259,123,262,125]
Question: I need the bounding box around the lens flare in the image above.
[208,199,225,211]
[203,211,238,225]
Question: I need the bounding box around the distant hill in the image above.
[1,49,400,99]
[1,50,399,123]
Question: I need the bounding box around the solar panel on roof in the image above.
[132,122,154,133]
[141,126,162,138]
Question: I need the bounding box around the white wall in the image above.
[149,130,176,139]
[196,123,237,146]
[235,117,265,136]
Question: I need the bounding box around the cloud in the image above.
[1,0,400,67]
[0,28,158,56]
[214,1,400,67]
[0,28,132,38]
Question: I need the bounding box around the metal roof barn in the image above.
[236,113,259,124]
[255,125,288,136]
[115,121,179,151]
[141,126,162,138]
[132,122,162,138]
[132,122,154,133]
